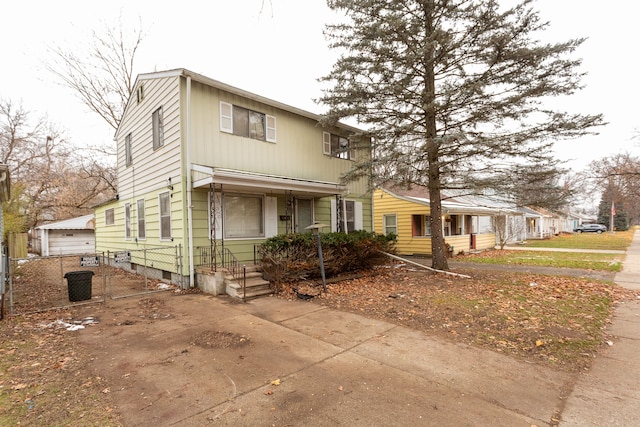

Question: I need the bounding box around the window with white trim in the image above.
[383,214,397,236]
[137,199,146,240]
[159,192,171,240]
[345,200,356,232]
[105,208,115,226]
[152,106,164,150]
[223,194,264,238]
[323,132,356,160]
[125,133,132,167]
[125,203,132,239]
[220,101,276,142]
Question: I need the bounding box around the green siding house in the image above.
[94,69,372,288]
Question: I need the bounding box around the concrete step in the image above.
[225,270,264,281]
[226,275,273,300]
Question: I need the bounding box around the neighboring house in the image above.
[521,207,560,239]
[560,211,582,234]
[374,186,515,256]
[33,214,96,256]
[94,68,372,287]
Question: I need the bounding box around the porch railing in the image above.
[195,246,240,279]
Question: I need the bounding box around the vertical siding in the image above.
[186,81,370,198]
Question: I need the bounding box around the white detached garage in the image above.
[35,214,95,256]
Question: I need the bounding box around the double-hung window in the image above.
[220,101,276,143]
[105,208,115,226]
[383,214,398,236]
[137,199,146,240]
[125,203,132,239]
[159,192,171,240]
[323,132,356,160]
[152,106,164,150]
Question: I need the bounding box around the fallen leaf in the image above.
[270,379,281,386]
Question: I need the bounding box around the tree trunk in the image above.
[428,148,448,270]
[423,0,448,270]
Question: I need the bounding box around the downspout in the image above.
[186,76,195,287]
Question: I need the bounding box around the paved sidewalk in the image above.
[503,244,625,254]
[559,230,640,426]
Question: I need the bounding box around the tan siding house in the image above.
[95,68,372,287]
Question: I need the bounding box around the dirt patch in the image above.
[191,330,252,349]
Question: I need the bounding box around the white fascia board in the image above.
[191,166,347,196]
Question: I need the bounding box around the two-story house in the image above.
[94,68,372,289]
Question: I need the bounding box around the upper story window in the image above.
[323,132,356,160]
[125,133,132,167]
[136,84,144,103]
[152,106,164,150]
[220,101,276,143]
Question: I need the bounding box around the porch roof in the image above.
[191,165,347,197]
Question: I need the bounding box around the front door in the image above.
[296,199,313,233]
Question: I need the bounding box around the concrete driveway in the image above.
[78,293,571,426]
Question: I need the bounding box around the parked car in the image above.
[573,224,607,233]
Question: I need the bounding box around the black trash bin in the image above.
[64,270,94,302]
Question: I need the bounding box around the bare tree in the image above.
[0,99,115,231]
[492,214,525,249]
[45,18,144,131]
[43,17,144,207]
[589,153,640,225]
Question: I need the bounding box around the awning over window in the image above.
[191,165,347,197]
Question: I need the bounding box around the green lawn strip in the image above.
[437,278,616,370]
[520,230,634,250]
[461,251,623,271]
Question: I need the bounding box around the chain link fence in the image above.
[105,246,184,299]
[8,253,107,315]
[7,246,184,315]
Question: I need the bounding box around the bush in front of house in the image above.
[259,231,396,287]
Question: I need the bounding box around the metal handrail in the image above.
[195,246,242,279]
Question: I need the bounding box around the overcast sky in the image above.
[2,0,638,171]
